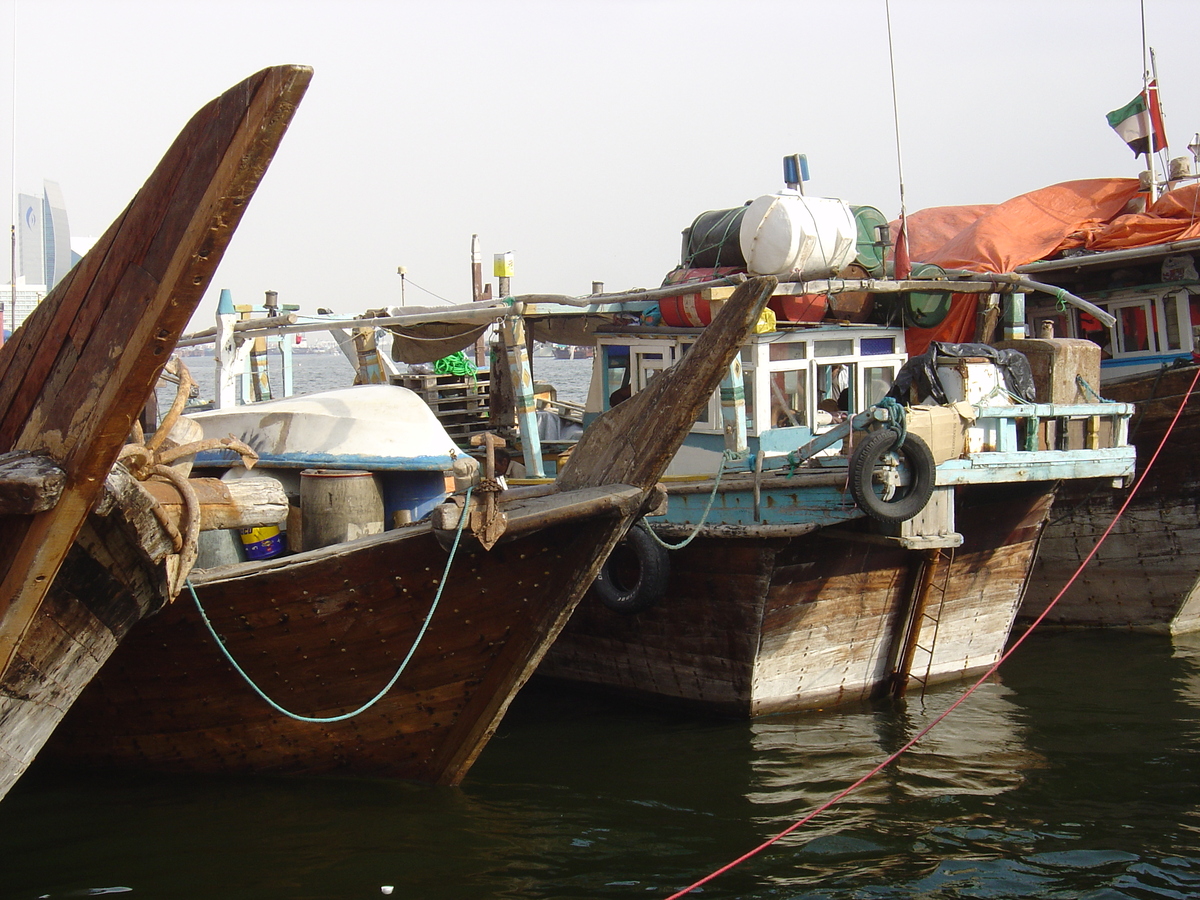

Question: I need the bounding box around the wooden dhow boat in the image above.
[44,276,778,784]
[465,170,1139,716]
[867,172,1200,633]
[1010,183,1200,633]
[0,65,311,802]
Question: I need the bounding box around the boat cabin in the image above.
[583,324,908,477]
[1021,247,1200,383]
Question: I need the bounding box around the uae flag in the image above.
[1106,80,1167,156]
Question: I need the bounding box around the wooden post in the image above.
[214,288,242,409]
[720,357,748,456]
[1002,291,1027,342]
[489,335,515,430]
[245,301,272,402]
[471,235,493,367]
[281,303,299,397]
[502,314,544,478]
[353,327,386,384]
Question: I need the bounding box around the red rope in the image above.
[664,366,1200,900]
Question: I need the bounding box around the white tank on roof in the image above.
[739,190,857,278]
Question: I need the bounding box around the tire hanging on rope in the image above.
[591,520,670,614]
[848,429,936,525]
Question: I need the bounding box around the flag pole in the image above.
[1140,3,1158,202]
[1150,47,1169,180]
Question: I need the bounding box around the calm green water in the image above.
[4,630,1200,900]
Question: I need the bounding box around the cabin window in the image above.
[1189,292,1200,350]
[815,339,853,358]
[1117,303,1152,353]
[864,365,895,407]
[768,342,807,361]
[1165,293,1183,351]
[817,362,854,413]
[769,370,806,428]
[604,347,631,408]
[860,337,896,356]
[739,347,756,431]
[1079,312,1112,358]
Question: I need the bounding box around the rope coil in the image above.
[877,396,907,446]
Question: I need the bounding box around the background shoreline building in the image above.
[3,179,84,337]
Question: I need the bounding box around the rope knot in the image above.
[118,357,259,598]
[877,397,908,447]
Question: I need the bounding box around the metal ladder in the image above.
[888,546,956,700]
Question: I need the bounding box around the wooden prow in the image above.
[557,275,777,493]
[0,65,312,677]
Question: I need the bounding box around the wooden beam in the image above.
[0,452,65,515]
[140,476,289,532]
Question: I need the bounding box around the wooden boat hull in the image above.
[1,469,173,797]
[47,516,622,784]
[1019,363,1200,633]
[539,483,1053,716]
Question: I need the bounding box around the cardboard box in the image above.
[904,403,972,464]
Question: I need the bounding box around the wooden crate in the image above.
[394,372,492,446]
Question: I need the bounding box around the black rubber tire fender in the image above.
[848,429,936,525]
[591,521,670,614]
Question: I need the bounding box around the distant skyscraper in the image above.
[13,179,72,289]
[4,180,74,334]
[16,191,44,286]
[41,181,71,288]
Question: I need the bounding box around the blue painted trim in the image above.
[1102,353,1192,368]
[665,483,861,529]
[194,449,455,471]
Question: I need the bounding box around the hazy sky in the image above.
[1,0,1197,330]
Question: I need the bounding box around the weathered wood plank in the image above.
[0,66,311,803]
[140,476,289,532]
[0,452,65,515]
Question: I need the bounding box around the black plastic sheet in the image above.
[887,342,1035,406]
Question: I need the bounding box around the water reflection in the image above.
[4,633,1200,899]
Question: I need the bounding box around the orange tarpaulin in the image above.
[914,178,1142,273]
[1064,182,1200,251]
[893,177,1190,355]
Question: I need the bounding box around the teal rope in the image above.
[645,451,742,551]
[1075,375,1112,403]
[186,485,475,724]
[877,397,907,446]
